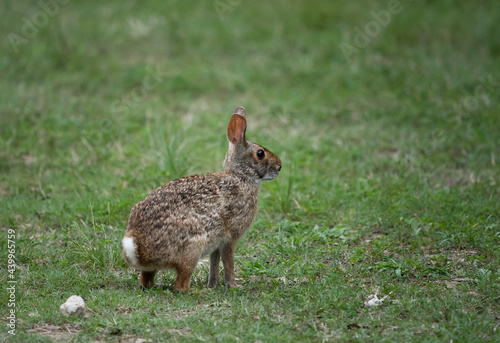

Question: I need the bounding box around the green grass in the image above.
[1,0,499,341]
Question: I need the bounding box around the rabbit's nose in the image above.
[277,165,281,172]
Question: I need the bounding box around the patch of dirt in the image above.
[363,233,385,243]
[426,248,480,265]
[0,184,11,197]
[163,327,191,336]
[436,278,474,288]
[94,335,152,343]
[447,249,479,263]
[27,323,81,342]
[247,275,309,285]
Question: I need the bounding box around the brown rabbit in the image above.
[122,107,281,292]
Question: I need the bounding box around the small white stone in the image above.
[60,295,85,317]
[364,292,392,307]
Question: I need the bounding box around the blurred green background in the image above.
[1,1,499,342]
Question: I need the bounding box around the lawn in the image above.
[1,0,499,342]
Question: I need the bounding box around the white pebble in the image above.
[364,292,392,307]
[60,295,85,317]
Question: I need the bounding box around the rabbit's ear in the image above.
[227,111,247,145]
[234,106,246,118]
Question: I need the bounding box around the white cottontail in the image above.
[122,107,281,292]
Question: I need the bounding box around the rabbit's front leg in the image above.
[221,241,239,289]
[140,271,156,289]
[208,249,220,288]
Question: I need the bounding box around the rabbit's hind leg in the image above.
[140,270,156,289]
[173,259,199,293]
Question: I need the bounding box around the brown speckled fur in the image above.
[122,107,281,292]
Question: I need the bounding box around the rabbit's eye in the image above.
[256,149,265,159]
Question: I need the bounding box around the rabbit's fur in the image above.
[122,107,281,292]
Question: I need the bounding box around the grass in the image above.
[1,0,499,341]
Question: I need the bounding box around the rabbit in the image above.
[122,106,282,292]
